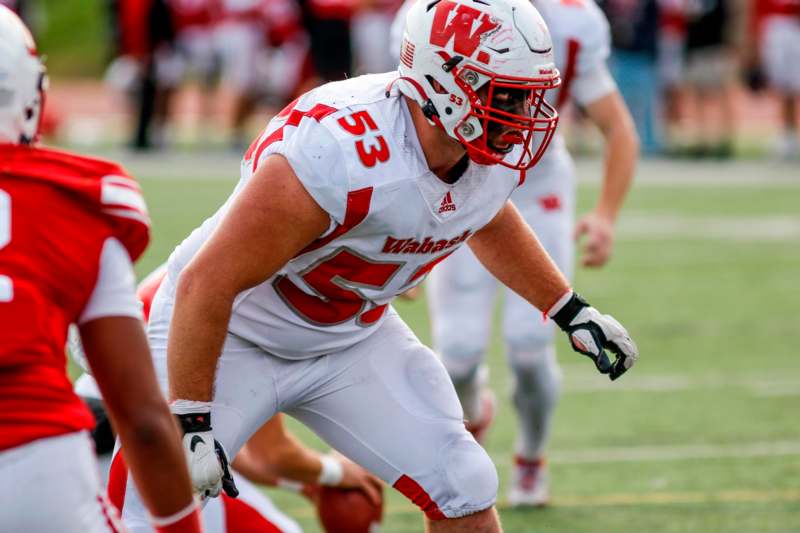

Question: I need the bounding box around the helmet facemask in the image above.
[395,0,563,172]
[452,64,559,170]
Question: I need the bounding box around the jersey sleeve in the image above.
[99,173,151,262]
[570,3,617,106]
[78,237,142,324]
[261,113,351,225]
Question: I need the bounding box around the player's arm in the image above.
[575,88,638,267]
[469,201,570,311]
[233,415,383,504]
[80,240,201,532]
[82,319,201,532]
[169,154,328,401]
[468,202,638,379]
[167,154,329,495]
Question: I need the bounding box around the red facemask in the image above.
[451,64,560,171]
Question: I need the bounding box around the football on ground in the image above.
[316,486,384,533]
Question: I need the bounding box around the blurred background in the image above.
[7,0,800,159]
[11,0,798,531]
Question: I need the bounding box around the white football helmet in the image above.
[0,6,47,145]
[396,0,560,170]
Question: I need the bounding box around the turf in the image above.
[117,157,800,532]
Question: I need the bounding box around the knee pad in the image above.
[438,343,484,385]
[437,435,498,518]
[508,345,562,396]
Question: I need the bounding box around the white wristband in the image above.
[170,399,212,414]
[150,498,200,527]
[546,290,574,318]
[317,455,344,486]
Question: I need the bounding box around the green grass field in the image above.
[104,153,800,532]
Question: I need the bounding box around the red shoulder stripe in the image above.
[251,104,338,173]
[297,186,373,256]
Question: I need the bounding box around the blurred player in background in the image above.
[657,0,687,151]
[598,0,663,155]
[748,0,800,159]
[110,0,177,150]
[391,0,639,507]
[0,7,201,532]
[351,0,403,75]
[214,0,268,149]
[683,0,737,158]
[109,0,639,530]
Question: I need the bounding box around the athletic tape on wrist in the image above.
[150,499,200,527]
[170,399,212,415]
[544,290,574,320]
[318,455,344,486]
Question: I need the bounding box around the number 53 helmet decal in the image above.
[395,0,561,171]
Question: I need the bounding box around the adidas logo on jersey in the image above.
[438,192,456,213]
[382,230,472,255]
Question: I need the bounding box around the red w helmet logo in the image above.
[430,0,499,60]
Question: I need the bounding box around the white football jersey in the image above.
[166,72,520,359]
[531,0,614,109]
[509,0,616,201]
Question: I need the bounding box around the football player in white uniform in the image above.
[110,0,638,531]
[391,0,639,506]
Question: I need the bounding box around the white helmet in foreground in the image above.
[0,6,47,145]
[396,0,560,170]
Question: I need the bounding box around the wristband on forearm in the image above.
[317,455,344,486]
[171,400,212,433]
[549,291,590,331]
[152,500,202,533]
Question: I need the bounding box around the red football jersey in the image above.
[756,0,800,18]
[0,144,150,451]
[168,0,217,32]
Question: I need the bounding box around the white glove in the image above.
[172,400,238,499]
[549,292,639,380]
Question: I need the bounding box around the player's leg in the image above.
[501,150,575,505]
[110,278,281,532]
[0,431,123,532]
[281,312,500,531]
[427,244,499,437]
[780,23,800,159]
[762,17,800,159]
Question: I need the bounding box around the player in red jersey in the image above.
[0,7,202,532]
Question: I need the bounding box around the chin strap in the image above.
[385,76,444,128]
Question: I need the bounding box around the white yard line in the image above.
[528,488,800,508]
[562,374,800,396]
[284,487,800,517]
[617,213,800,241]
[534,440,800,466]
[575,159,800,188]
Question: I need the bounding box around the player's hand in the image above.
[335,454,384,506]
[574,211,614,268]
[172,402,239,499]
[550,292,638,380]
